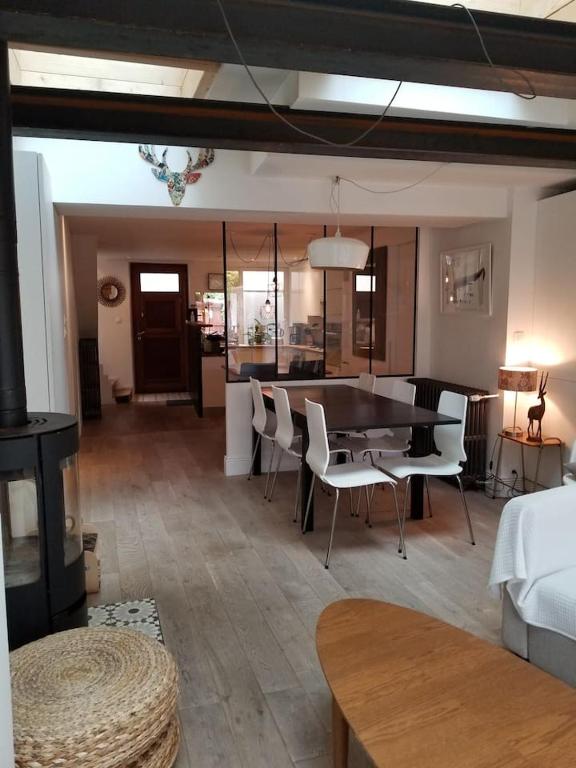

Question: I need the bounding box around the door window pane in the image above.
[140,272,180,292]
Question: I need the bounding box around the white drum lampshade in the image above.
[307,231,370,270]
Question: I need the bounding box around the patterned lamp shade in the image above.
[498,366,538,392]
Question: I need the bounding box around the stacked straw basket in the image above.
[10,627,180,768]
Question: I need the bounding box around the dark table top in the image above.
[262,384,460,432]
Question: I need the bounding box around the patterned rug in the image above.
[88,598,163,643]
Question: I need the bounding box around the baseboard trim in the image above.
[224,453,300,476]
[224,456,251,476]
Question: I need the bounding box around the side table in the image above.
[491,431,563,498]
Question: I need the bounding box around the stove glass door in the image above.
[61,454,82,566]
[0,469,40,587]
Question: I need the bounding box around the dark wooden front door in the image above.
[130,263,189,393]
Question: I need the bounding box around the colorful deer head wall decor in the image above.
[138,146,215,206]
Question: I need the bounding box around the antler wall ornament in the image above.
[138,145,215,206]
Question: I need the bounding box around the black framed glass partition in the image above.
[225,222,276,380]
[371,227,417,376]
[325,225,372,377]
[276,224,325,378]
[225,222,417,382]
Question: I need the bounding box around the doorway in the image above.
[130,262,189,394]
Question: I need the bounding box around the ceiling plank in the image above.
[10,86,576,168]
[1,1,576,98]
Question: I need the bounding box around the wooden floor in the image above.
[81,404,505,768]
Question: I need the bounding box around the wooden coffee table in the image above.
[317,599,576,767]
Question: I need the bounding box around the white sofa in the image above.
[490,485,576,686]
[563,441,576,485]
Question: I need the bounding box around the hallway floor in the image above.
[80,404,504,768]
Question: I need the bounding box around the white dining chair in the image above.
[336,372,377,443]
[303,399,404,567]
[376,391,475,557]
[357,372,376,393]
[337,380,417,459]
[247,377,276,497]
[267,386,302,521]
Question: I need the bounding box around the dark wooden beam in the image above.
[10,86,576,168]
[2,1,576,98]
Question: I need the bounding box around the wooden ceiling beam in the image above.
[1,1,576,98]
[10,86,576,168]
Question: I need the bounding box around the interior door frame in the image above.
[130,262,189,394]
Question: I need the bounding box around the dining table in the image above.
[260,384,461,531]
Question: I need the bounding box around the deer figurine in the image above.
[527,372,549,442]
[138,146,215,206]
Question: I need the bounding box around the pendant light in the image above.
[307,177,370,270]
[261,232,274,318]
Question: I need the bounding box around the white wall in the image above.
[97,237,223,391]
[61,219,81,420]
[424,218,512,448]
[14,152,72,414]
[12,138,510,224]
[71,234,98,338]
[97,255,132,390]
[14,152,51,411]
[526,189,576,485]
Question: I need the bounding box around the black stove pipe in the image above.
[0,41,27,429]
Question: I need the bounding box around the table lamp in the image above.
[498,366,538,436]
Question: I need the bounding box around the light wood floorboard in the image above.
[80,405,504,767]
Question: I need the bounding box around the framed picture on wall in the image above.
[208,273,225,291]
[440,243,492,316]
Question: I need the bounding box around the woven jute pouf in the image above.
[11,627,179,768]
[128,717,180,768]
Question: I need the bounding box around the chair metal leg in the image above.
[392,484,406,559]
[348,488,354,516]
[364,485,373,528]
[293,464,302,523]
[268,449,283,502]
[456,475,476,545]
[325,488,340,569]
[263,441,276,499]
[424,475,433,518]
[302,475,317,534]
[399,476,411,555]
[248,434,261,480]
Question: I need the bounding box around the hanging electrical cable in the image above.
[228,230,272,264]
[214,0,538,152]
[451,3,536,100]
[339,164,447,195]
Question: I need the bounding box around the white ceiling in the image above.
[66,215,416,256]
[9,49,208,98]
[251,153,576,189]
[405,0,576,20]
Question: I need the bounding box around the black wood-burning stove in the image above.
[1,415,86,649]
[0,44,86,649]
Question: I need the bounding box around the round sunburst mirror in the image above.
[97,276,126,307]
